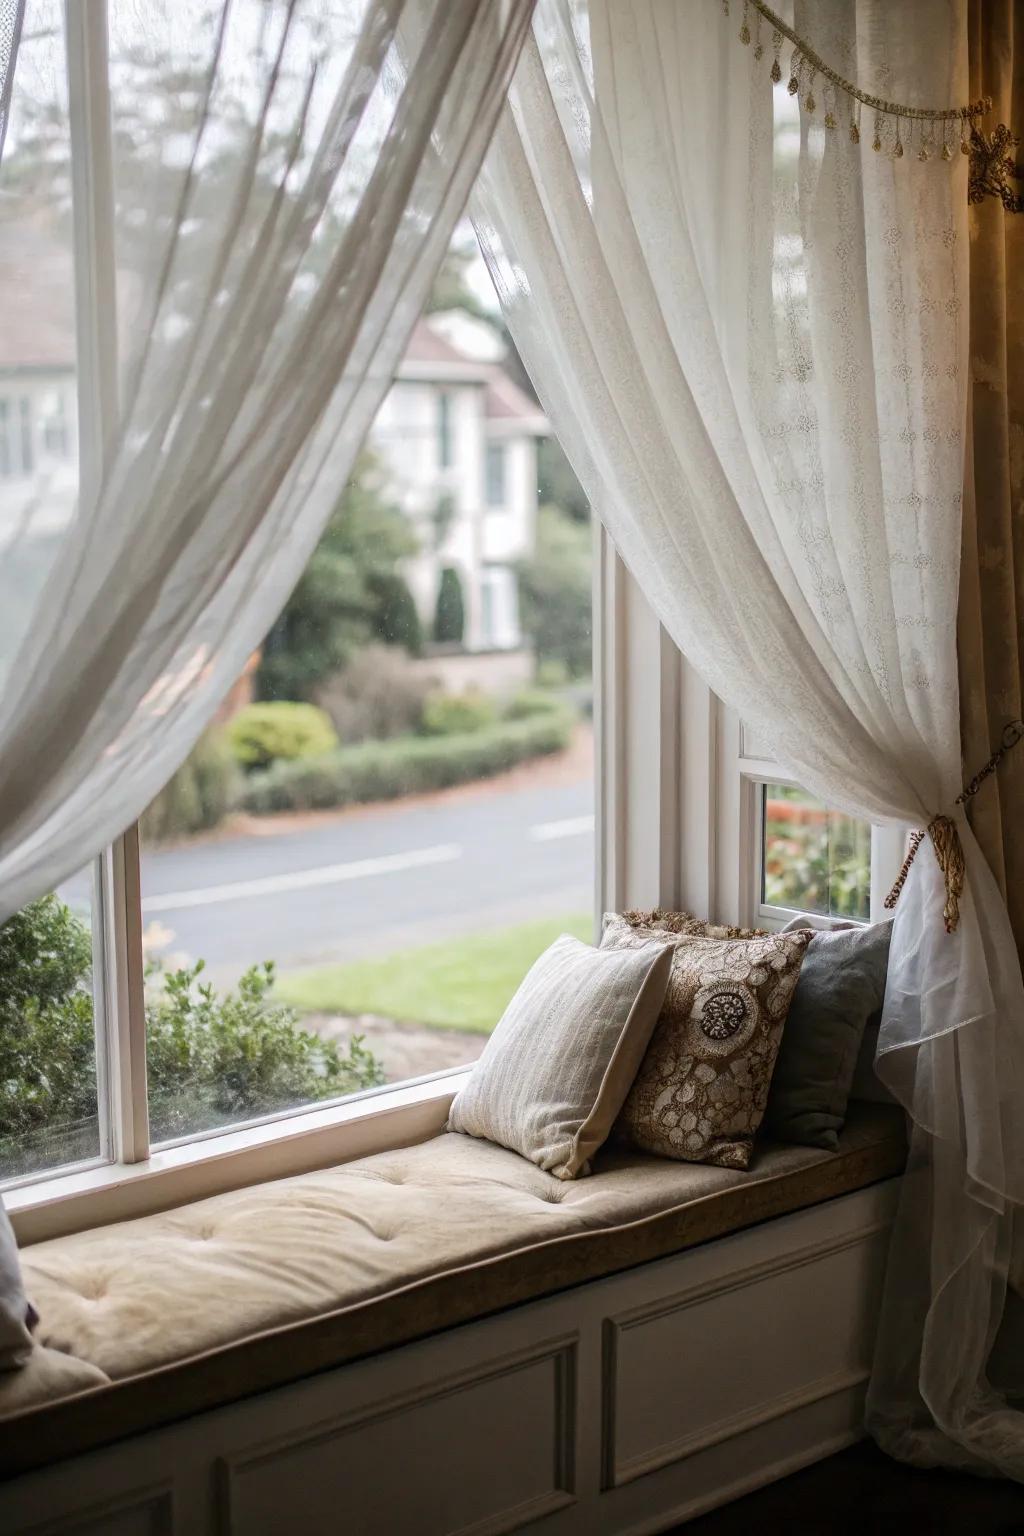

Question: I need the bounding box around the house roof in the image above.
[0,229,548,432]
[401,318,547,432]
[0,219,76,370]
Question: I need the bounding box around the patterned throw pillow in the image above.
[601,912,811,1169]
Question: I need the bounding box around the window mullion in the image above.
[66,0,150,1163]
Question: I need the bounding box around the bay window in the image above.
[0,0,903,1243]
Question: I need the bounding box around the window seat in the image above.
[0,1102,905,1482]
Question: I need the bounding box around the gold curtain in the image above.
[958,0,1024,955]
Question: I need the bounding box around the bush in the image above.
[316,644,436,745]
[142,730,239,843]
[145,959,385,1142]
[227,701,339,771]
[0,895,96,1148]
[256,450,416,701]
[368,572,423,656]
[502,688,565,722]
[0,898,385,1176]
[421,690,496,736]
[432,566,466,644]
[518,505,592,678]
[236,709,575,816]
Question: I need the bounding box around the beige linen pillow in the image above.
[448,933,674,1179]
[601,912,811,1169]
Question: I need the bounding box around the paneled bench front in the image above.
[0,1103,904,1535]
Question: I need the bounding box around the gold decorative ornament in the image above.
[967,123,1023,212]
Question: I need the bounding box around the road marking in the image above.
[529,815,595,842]
[142,844,463,913]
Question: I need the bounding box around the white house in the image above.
[370,312,549,654]
[0,228,548,660]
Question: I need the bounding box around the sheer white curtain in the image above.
[475,0,1024,1477]
[0,0,535,924]
[0,0,23,162]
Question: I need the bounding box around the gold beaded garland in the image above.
[727,0,991,166]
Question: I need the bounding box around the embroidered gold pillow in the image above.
[601,913,811,1169]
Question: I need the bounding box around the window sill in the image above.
[7,1071,469,1246]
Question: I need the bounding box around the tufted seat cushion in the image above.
[0,1102,905,1478]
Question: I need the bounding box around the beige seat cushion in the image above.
[0,1102,905,1478]
[0,1345,109,1417]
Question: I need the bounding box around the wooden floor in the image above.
[674,1441,1024,1534]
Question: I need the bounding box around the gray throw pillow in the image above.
[763,921,892,1150]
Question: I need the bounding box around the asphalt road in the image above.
[68,777,594,983]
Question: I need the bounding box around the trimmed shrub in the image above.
[368,572,423,656]
[145,959,385,1142]
[227,701,339,772]
[236,709,575,816]
[142,730,239,843]
[432,565,465,644]
[0,898,385,1177]
[316,644,436,745]
[502,688,565,722]
[421,690,496,737]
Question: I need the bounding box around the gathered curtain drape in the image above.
[958,0,1024,956]
[0,0,535,925]
[474,0,1024,1477]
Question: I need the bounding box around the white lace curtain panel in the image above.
[473,0,1024,1479]
[0,0,535,922]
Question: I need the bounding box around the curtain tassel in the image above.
[884,719,1024,932]
[884,816,964,933]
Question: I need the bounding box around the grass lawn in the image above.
[277,912,593,1034]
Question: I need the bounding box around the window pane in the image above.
[0,6,101,1184]
[0,874,104,1182]
[0,0,80,677]
[761,783,870,921]
[140,223,593,1145]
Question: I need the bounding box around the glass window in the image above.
[0,4,97,1186]
[138,226,594,1146]
[485,441,505,506]
[761,783,870,921]
[0,874,104,1183]
[437,391,453,469]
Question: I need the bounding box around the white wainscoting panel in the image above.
[219,1337,577,1536]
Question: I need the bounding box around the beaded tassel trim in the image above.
[723,0,991,162]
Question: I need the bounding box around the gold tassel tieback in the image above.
[884,720,1024,933]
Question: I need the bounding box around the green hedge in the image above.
[236,708,574,816]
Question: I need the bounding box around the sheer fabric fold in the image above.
[475,0,1024,1474]
[0,0,23,164]
[0,0,535,921]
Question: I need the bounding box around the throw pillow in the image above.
[0,1200,34,1371]
[601,912,811,1169]
[762,921,893,1149]
[448,933,674,1179]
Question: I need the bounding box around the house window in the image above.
[0,400,10,477]
[437,391,453,469]
[18,398,34,476]
[760,783,871,922]
[41,393,70,457]
[485,442,505,507]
